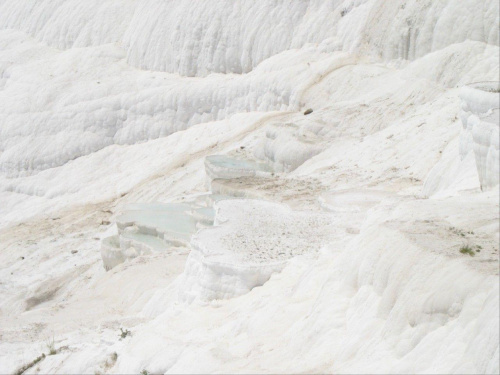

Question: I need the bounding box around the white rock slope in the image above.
[0,0,498,374]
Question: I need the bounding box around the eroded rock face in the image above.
[459,82,499,191]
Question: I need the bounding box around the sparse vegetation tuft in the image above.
[46,336,57,356]
[119,328,131,339]
[449,226,471,238]
[459,244,475,257]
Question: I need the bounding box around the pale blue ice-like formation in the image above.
[204,154,273,183]
[101,199,218,270]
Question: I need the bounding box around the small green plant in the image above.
[449,226,469,238]
[140,370,150,375]
[459,244,475,257]
[46,335,57,356]
[119,328,131,339]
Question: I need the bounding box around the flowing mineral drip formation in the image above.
[459,81,500,191]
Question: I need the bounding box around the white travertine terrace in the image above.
[0,0,498,176]
[1,0,497,76]
[255,120,328,172]
[0,1,498,374]
[101,201,215,270]
[179,199,339,302]
[204,155,273,183]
